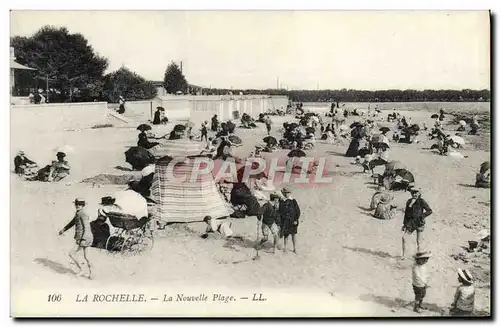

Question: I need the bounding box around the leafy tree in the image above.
[11,26,108,102]
[103,67,157,102]
[163,62,188,94]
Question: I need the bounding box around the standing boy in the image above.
[412,251,431,313]
[59,198,93,279]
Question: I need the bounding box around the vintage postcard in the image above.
[10,10,491,317]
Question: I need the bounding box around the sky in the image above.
[10,10,490,90]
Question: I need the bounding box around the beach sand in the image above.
[10,109,490,317]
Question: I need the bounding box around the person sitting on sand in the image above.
[31,152,71,182]
[370,185,389,210]
[475,165,490,188]
[202,215,233,239]
[450,268,475,316]
[257,193,281,253]
[373,194,397,220]
[14,150,37,177]
[402,188,433,258]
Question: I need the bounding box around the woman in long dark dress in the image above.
[345,126,363,157]
[211,115,219,132]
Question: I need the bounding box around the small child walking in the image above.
[412,251,431,313]
[450,268,475,316]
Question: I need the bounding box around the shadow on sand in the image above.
[343,246,399,259]
[34,258,76,276]
[457,183,479,188]
[358,294,446,315]
[114,165,134,172]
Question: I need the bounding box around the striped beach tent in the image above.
[150,139,233,223]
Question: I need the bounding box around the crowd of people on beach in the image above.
[13,99,488,315]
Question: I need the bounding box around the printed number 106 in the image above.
[48,294,62,302]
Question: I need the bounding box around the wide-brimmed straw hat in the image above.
[457,268,474,284]
[414,251,432,259]
[281,187,292,194]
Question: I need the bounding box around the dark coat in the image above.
[403,197,432,232]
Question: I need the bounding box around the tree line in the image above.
[201,88,491,103]
[11,26,188,103]
[11,25,490,104]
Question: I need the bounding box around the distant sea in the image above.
[302,102,490,114]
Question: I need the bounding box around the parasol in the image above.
[480,161,490,174]
[350,122,364,129]
[450,135,465,145]
[395,169,415,183]
[379,127,391,133]
[287,149,306,158]
[459,120,467,126]
[228,135,243,145]
[125,147,155,171]
[385,160,406,172]
[137,124,152,132]
[263,136,277,146]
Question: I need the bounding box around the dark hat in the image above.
[74,198,86,205]
[156,106,164,111]
[203,215,212,223]
[100,196,116,206]
[270,193,279,201]
[56,152,66,157]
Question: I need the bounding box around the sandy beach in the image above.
[10,108,490,317]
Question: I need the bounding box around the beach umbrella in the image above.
[184,121,195,129]
[287,149,306,158]
[379,127,391,133]
[450,135,465,146]
[173,124,186,132]
[350,122,363,129]
[137,124,152,132]
[125,147,155,171]
[385,160,406,172]
[431,114,439,119]
[459,120,467,126]
[480,161,490,174]
[395,169,415,183]
[263,136,277,146]
[228,135,243,145]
